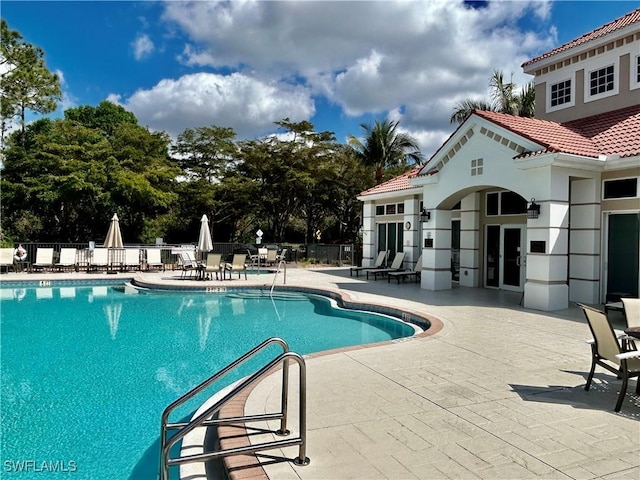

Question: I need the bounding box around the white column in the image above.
[524,169,570,311]
[568,177,601,303]
[421,209,452,290]
[403,198,420,265]
[361,202,376,267]
[458,193,480,287]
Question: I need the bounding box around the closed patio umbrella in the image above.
[104,213,124,248]
[198,214,213,259]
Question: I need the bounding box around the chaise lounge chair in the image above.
[204,253,223,280]
[55,248,78,272]
[122,248,141,271]
[366,251,406,280]
[32,247,55,272]
[350,250,388,277]
[578,303,640,412]
[388,254,422,284]
[145,248,164,271]
[0,248,15,273]
[224,253,248,280]
[89,248,111,272]
[621,298,640,329]
[179,251,201,279]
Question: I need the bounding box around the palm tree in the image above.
[348,119,423,185]
[450,70,535,124]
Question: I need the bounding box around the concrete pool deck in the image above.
[3,266,639,479]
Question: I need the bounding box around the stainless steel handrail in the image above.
[270,256,287,294]
[159,337,309,480]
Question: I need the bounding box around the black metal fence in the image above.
[8,242,362,268]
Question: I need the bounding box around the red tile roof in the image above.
[359,166,422,197]
[522,8,640,68]
[474,105,640,159]
[361,105,640,196]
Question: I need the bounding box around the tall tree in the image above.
[450,69,535,124]
[0,111,179,243]
[347,119,422,185]
[171,125,237,182]
[0,19,61,146]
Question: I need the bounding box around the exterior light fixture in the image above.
[420,208,431,223]
[527,199,540,219]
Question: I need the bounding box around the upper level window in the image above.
[589,65,614,96]
[385,204,396,215]
[550,79,571,107]
[637,56,640,83]
[603,178,638,199]
[375,205,384,215]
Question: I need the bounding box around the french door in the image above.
[605,213,639,298]
[377,222,403,262]
[485,224,525,291]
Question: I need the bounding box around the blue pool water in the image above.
[0,283,415,479]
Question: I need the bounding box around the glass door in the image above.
[501,225,524,291]
[606,213,639,298]
[485,224,525,291]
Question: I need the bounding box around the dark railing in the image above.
[5,242,361,269]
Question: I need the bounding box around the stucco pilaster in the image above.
[421,209,452,290]
[524,168,570,311]
[568,177,601,304]
[458,193,481,287]
[361,202,376,267]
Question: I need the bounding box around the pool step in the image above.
[228,291,308,301]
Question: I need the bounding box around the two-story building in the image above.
[357,8,640,311]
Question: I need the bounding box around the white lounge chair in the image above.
[32,248,54,272]
[388,254,422,284]
[204,253,223,280]
[349,250,389,277]
[0,248,14,272]
[366,251,406,280]
[55,248,77,272]
[90,248,110,272]
[179,251,202,279]
[123,249,141,271]
[145,248,164,271]
[224,254,248,280]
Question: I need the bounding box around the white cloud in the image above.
[132,34,154,60]
[158,0,555,153]
[117,72,314,139]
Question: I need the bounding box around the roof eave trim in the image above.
[522,22,640,72]
[603,154,640,171]
[515,152,606,171]
[357,187,422,202]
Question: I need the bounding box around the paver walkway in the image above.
[233,267,639,480]
[4,266,639,479]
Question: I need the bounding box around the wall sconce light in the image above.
[420,208,431,223]
[527,198,540,219]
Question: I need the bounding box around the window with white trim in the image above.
[589,65,614,96]
[550,79,571,107]
[471,158,483,176]
[375,203,405,215]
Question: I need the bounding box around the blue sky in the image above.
[3,0,639,156]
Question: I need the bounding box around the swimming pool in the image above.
[0,283,417,479]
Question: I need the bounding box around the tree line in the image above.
[0,19,426,247]
[1,18,533,248]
